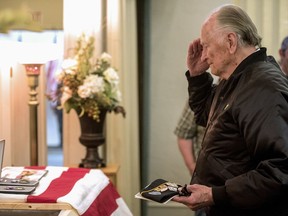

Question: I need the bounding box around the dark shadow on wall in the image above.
[136,0,151,215]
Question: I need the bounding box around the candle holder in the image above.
[23,63,43,166]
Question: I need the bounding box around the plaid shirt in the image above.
[174,101,205,157]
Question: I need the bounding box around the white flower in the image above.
[62,58,78,75]
[83,75,105,94]
[115,89,122,101]
[100,52,112,63]
[61,86,72,107]
[103,67,119,85]
[109,87,122,102]
[78,85,92,98]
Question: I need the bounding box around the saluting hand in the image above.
[187,38,209,76]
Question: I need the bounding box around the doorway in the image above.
[0,30,64,166]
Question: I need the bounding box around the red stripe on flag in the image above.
[82,182,121,216]
[27,168,90,203]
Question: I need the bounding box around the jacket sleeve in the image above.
[185,71,215,127]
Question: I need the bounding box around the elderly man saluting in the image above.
[173,4,288,216]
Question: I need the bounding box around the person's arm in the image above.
[185,39,215,127]
[186,39,209,76]
[172,39,216,210]
[174,101,198,175]
[177,138,196,175]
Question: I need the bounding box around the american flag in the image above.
[0,166,132,216]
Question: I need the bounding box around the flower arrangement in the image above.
[49,34,125,122]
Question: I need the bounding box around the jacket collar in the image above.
[232,47,267,76]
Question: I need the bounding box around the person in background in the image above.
[173,4,288,216]
[46,60,63,147]
[278,36,288,76]
[174,100,204,175]
[174,101,205,216]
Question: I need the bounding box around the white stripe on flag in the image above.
[57,169,110,215]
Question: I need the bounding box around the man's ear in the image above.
[227,32,237,54]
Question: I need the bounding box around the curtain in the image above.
[105,0,140,215]
[63,0,140,214]
[62,0,103,167]
[234,0,288,58]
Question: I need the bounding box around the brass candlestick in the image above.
[23,64,43,166]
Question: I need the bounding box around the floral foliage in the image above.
[48,34,125,121]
